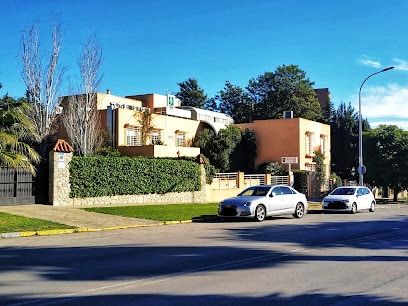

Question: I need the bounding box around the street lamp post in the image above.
[358,66,394,186]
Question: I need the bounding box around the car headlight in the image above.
[240,202,251,207]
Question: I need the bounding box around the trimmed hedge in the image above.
[69,156,201,198]
[293,170,308,195]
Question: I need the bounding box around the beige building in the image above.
[59,91,233,158]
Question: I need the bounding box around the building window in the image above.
[126,126,142,146]
[320,134,328,156]
[150,129,163,145]
[305,132,314,156]
[175,131,187,147]
[305,163,316,171]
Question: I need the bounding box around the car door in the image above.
[267,186,286,213]
[357,187,371,209]
[280,186,296,210]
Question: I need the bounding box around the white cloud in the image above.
[369,120,408,131]
[351,83,408,131]
[359,56,381,68]
[392,58,408,71]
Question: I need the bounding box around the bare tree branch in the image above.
[20,18,66,157]
[62,34,103,156]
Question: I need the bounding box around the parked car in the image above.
[218,185,308,222]
[322,186,376,214]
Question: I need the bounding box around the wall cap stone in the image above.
[52,139,74,153]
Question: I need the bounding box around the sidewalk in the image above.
[0,204,164,238]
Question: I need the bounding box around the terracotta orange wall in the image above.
[237,118,300,169]
[126,94,153,108]
[235,118,330,173]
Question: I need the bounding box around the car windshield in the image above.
[239,186,270,197]
[330,188,356,195]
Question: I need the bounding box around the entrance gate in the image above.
[0,168,35,205]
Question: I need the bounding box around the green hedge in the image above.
[69,156,201,198]
[293,170,308,195]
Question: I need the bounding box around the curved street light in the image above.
[358,66,394,186]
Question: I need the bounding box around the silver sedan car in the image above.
[218,184,308,222]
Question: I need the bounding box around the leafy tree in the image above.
[211,126,242,171]
[322,95,335,125]
[364,125,408,201]
[216,81,253,123]
[203,97,218,112]
[192,128,215,159]
[330,102,369,180]
[193,126,241,172]
[175,78,207,108]
[313,151,325,184]
[264,162,287,176]
[246,65,322,121]
[0,94,41,174]
[230,128,257,172]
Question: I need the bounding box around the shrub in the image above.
[69,156,201,198]
[293,170,308,194]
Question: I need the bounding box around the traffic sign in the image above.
[281,157,298,164]
[358,165,366,175]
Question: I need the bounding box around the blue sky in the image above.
[1,0,407,130]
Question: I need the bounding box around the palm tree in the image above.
[0,95,41,175]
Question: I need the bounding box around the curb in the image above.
[0,220,196,239]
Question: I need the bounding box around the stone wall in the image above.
[68,191,206,206]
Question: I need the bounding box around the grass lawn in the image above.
[0,212,74,233]
[83,203,219,221]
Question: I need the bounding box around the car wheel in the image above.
[254,205,266,222]
[351,203,357,214]
[369,201,376,212]
[293,203,305,218]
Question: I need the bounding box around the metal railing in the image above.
[211,173,289,190]
[212,172,238,189]
[244,174,265,186]
[271,176,288,186]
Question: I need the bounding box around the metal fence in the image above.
[271,176,289,186]
[211,173,289,190]
[212,172,238,189]
[0,168,34,199]
[243,174,265,186]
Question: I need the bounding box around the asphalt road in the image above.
[1,207,408,305]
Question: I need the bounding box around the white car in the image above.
[218,185,308,222]
[322,186,376,214]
